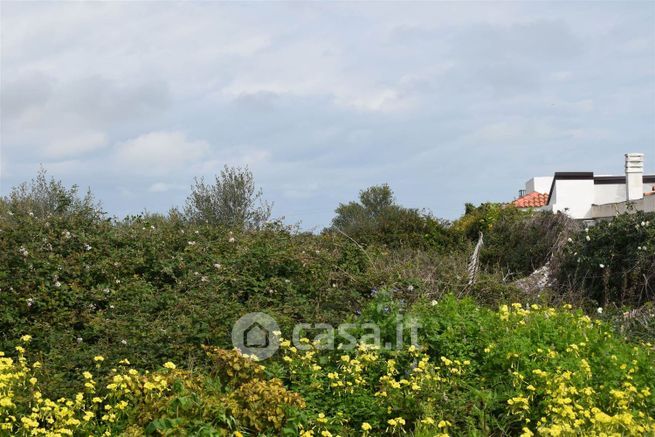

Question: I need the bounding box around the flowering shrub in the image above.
[2,297,654,436]
[0,340,304,436]
[451,202,514,240]
[1,336,176,436]
[482,302,655,436]
[271,296,655,436]
[0,208,378,395]
[558,211,655,306]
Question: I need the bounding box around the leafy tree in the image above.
[331,185,394,235]
[330,184,457,250]
[183,165,272,229]
[1,167,100,218]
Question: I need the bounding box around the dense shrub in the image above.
[482,211,577,277]
[3,172,655,436]
[329,185,460,251]
[0,209,376,396]
[557,211,655,307]
[3,297,654,436]
[451,202,515,241]
[453,203,577,277]
[0,341,304,436]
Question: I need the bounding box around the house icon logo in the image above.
[232,312,280,360]
[244,321,269,348]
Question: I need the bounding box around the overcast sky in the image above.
[1,1,654,229]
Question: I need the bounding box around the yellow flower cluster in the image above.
[0,339,176,436]
[277,335,455,436]
[496,305,655,436]
[523,367,655,436]
[3,299,653,436]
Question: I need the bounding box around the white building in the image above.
[513,153,655,220]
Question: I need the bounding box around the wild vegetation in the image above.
[1,169,653,436]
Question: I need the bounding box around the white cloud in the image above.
[114,131,210,176]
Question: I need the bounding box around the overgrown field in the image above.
[1,173,654,436]
[3,296,654,436]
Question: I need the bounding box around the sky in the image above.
[1,1,654,230]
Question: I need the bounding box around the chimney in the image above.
[625,153,644,201]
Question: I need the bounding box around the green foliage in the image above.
[455,204,654,308]
[330,184,459,251]
[557,212,655,307]
[1,342,303,436]
[0,209,375,397]
[5,298,655,435]
[1,167,100,219]
[184,165,272,229]
[482,211,576,277]
[452,202,511,240]
[3,171,655,436]
[452,203,573,277]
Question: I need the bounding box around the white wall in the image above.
[594,182,654,205]
[550,179,595,219]
[594,184,625,205]
[526,176,553,194]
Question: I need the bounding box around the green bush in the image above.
[453,203,577,278]
[5,297,654,435]
[482,211,576,277]
[183,165,272,229]
[0,167,100,220]
[451,202,513,241]
[3,171,655,436]
[329,184,461,252]
[557,212,655,307]
[0,210,376,396]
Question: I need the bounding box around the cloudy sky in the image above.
[1,1,654,229]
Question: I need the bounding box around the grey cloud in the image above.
[450,20,583,62]
[231,91,281,112]
[58,76,170,125]
[1,72,53,119]
[1,2,653,227]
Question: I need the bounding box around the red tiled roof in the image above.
[513,192,549,208]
